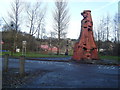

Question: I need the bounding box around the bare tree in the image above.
[25,2,46,52]
[8,0,23,52]
[97,16,111,42]
[0,19,3,31]
[25,2,46,36]
[100,18,106,41]
[94,16,109,52]
[94,20,104,52]
[8,0,23,31]
[104,14,111,41]
[53,0,70,55]
[113,13,118,43]
[39,23,46,39]
[113,13,119,43]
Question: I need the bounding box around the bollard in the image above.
[19,56,25,77]
[4,54,9,72]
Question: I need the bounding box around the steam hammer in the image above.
[72,10,99,60]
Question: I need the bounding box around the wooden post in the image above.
[4,54,9,72]
[19,56,25,77]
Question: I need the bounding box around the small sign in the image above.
[22,41,27,55]
[22,41,26,45]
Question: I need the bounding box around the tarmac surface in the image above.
[1,57,120,88]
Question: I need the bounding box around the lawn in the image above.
[1,51,120,60]
[1,51,70,58]
[99,55,120,61]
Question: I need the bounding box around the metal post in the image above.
[19,56,25,77]
[4,54,9,72]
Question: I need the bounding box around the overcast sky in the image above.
[0,0,118,39]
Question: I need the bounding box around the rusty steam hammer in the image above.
[72,10,99,60]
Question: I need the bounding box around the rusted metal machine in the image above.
[72,10,99,61]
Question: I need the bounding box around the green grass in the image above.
[25,52,70,58]
[1,51,11,56]
[1,51,70,58]
[99,55,120,61]
[1,51,120,60]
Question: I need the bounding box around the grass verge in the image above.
[99,55,120,61]
[1,51,70,58]
[1,51,120,61]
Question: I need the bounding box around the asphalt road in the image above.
[2,58,120,88]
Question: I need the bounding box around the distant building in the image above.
[40,44,58,53]
[0,40,4,44]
